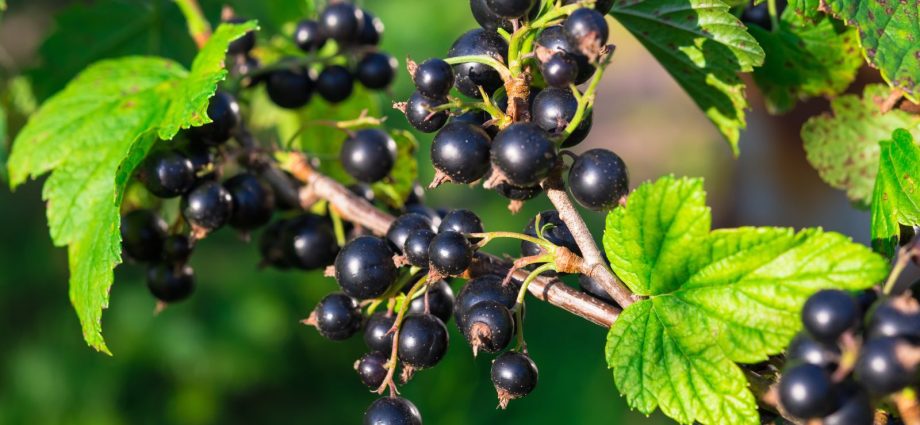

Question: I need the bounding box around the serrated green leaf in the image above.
[610,0,765,154]
[8,23,250,353]
[803,84,920,206]
[822,0,920,102]
[372,130,418,208]
[871,129,920,256]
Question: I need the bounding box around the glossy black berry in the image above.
[335,236,398,300]
[146,263,195,303]
[438,209,484,242]
[259,219,291,269]
[578,274,617,305]
[188,91,241,146]
[355,351,388,389]
[447,29,508,98]
[486,0,535,18]
[403,228,436,268]
[491,351,538,407]
[568,149,629,211]
[521,210,581,257]
[408,280,456,324]
[225,17,256,55]
[162,234,193,264]
[357,52,396,90]
[406,204,442,229]
[431,122,492,184]
[495,182,542,201]
[386,213,435,254]
[348,183,376,203]
[740,1,786,31]
[786,333,840,371]
[141,151,195,198]
[429,231,473,277]
[801,289,858,344]
[414,58,455,99]
[284,214,339,270]
[562,0,614,12]
[224,173,275,230]
[855,337,919,395]
[455,275,519,328]
[823,385,874,425]
[121,210,167,263]
[866,295,920,341]
[541,53,578,88]
[340,129,397,183]
[316,65,354,103]
[405,91,449,133]
[319,3,364,43]
[364,312,396,352]
[184,142,215,175]
[563,8,609,55]
[470,0,539,32]
[356,9,383,46]
[463,300,514,354]
[778,363,837,419]
[397,314,449,368]
[266,67,314,109]
[181,181,234,232]
[312,293,362,341]
[900,224,917,246]
[536,25,594,84]
[293,19,327,52]
[363,397,422,425]
[491,123,557,187]
[531,87,592,148]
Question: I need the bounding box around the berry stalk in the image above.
[174,0,212,49]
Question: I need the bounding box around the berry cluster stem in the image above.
[174,0,211,49]
[882,238,920,295]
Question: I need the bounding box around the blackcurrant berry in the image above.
[740,1,783,31]
[786,333,840,371]
[568,149,629,211]
[494,181,542,201]
[562,0,614,12]
[578,274,617,305]
[320,3,364,43]
[406,204,442,229]
[162,234,193,265]
[403,228,436,268]
[188,91,241,146]
[224,173,275,230]
[284,213,339,270]
[778,363,837,419]
[293,19,327,52]
[899,224,917,246]
[491,123,557,187]
[266,67,314,109]
[357,52,396,90]
[855,337,919,395]
[348,183,376,204]
[408,280,456,324]
[311,292,362,341]
[428,230,473,277]
[147,263,195,303]
[521,210,581,257]
[536,25,594,84]
[801,289,858,344]
[463,300,514,355]
[866,295,920,341]
[184,142,215,175]
[181,180,234,232]
[491,351,538,408]
[431,122,492,184]
[355,351,389,389]
[531,87,592,147]
[363,397,422,425]
[470,0,539,32]
[121,209,167,263]
[335,236,398,300]
[405,181,426,206]
[454,274,519,328]
[438,209,484,242]
[356,9,384,46]
[823,385,873,425]
[386,213,435,254]
[340,129,397,183]
[364,312,396,353]
[225,17,256,55]
[397,313,449,369]
[141,150,195,198]
[447,29,508,98]
[316,65,354,103]
[485,0,535,18]
[452,109,488,128]
[259,219,291,269]
[541,53,578,88]
[405,91,449,133]
[563,8,609,56]
[414,58,455,99]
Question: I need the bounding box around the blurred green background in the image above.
[0,0,912,424]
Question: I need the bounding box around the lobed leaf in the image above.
[871,129,920,256]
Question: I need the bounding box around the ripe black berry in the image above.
[413,58,455,99]
[866,295,920,341]
[786,333,840,371]
[225,17,256,55]
[563,8,609,56]
[536,25,594,84]
[431,122,492,184]
[447,29,508,98]
[293,19,327,52]
[406,204,442,229]
[259,219,291,269]
[491,123,557,187]
[141,150,195,198]
[364,312,396,352]
[162,234,193,265]
[823,385,873,425]
[266,67,314,109]
[470,0,539,32]
[778,363,837,419]
[531,87,592,147]
[356,9,383,46]
[224,173,275,230]
[562,0,614,12]
[491,351,538,408]
[485,0,535,18]
[454,274,519,328]
[403,228,436,268]
[121,209,167,263]
[184,142,215,175]
[541,53,578,88]
[181,181,234,232]
[386,213,435,254]
[284,214,339,270]
[340,129,397,183]
[578,274,617,305]
[355,351,389,389]
[408,280,455,324]
[438,209,484,241]
[147,263,195,303]
[335,236,398,300]
[521,210,581,257]
[855,337,919,395]
[188,91,241,146]
[463,300,514,355]
[316,65,354,103]
[495,181,542,201]
[397,314,449,368]
[568,149,629,210]
[405,91,449,133]
[428,230,473,277]
[319,3,364,43]
[348,183,376,203]
[740,1,776,30]
[311,292,362,341]
[801,289,858,344]
[363,397,422,425]
[357,52,396,90]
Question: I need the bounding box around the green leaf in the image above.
[610,0,765,154]
[802,84,920,206]
[604,176,888,424]
[871,129,920,256]
[822,0,920,102]
[371,130,419,208]
[0,102,7,183]
[8,22,252,353]
[749,1,862,113]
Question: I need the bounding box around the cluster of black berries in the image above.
[228,2,396,109]
[401,0,629,212]
[775,286,920,424]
